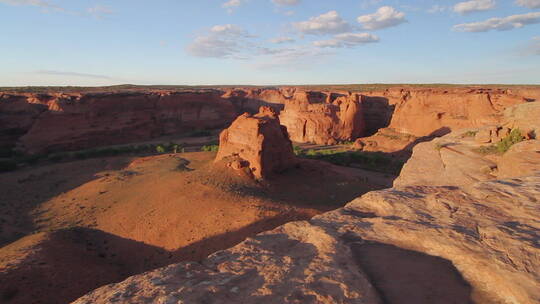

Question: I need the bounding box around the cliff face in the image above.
[354,88,537,154]
[279,93,365,145]
[1,87,538,155]
[0,91,237,154]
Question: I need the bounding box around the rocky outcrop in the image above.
[279,93,365,145]
[395,101,540,187]
[355,88,538,154]
[73,173,540,304]
[215,107,296,179]
[0,91,237,154]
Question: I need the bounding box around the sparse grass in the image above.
[0,142,186,172]
[296,148,404,175]
[461,130,478,138]
[474,129,524,155]
[434,143,445,151]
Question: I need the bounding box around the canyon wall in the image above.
[279,93,365,145]
[1,87,538,155]
[0,91,237,154]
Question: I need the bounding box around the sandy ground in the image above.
[0,152,392,304]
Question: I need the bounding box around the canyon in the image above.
[2,86,537,156]
[0,85,539,304]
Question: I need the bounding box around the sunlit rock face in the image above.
[215,106,297,179]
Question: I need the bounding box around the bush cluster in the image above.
[201,145,219,152]
[474,129,524,155]
[294,147,404,175]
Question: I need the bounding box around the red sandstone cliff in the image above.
[1,87,538,155]
[0,91,237,154]
[279,93,365,145]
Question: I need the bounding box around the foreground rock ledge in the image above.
[73,174,540,304]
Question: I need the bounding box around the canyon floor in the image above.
[0,148,391,304]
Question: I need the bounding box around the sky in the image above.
[0,0,539,86]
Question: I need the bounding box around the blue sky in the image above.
[1,0,539,86]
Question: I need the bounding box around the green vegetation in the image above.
[474,129,524,155]
[201,145,219,152]
[293,145,304,156]
[294,147,404,175]
[155,145,166,154]
[434,143,445,151]
[0,142,186,173]
[496,129,524,153]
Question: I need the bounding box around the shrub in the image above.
[155,145,166,154]
[293,145,304,156]
[201,145,219,152]
[496,129,523,153]
[474,128,524,155]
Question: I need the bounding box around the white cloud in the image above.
[453,0,495,15]
[454,12,540,32]
[87,5,113,18]
[294,11,352,35]
[187,24,254,58]
[313,33,379,48]
[357,6,407,30]
[516,0,540,8]
[252,46,333,69]
[222,0,245,13]
[270,36,295,43]
[0,0,65,12]
[272,0,300,6]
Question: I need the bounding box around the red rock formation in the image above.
[1,91,237,154]
[2,87,539,155]
[215,107,296,179]
[279,93,365,145]
[354,88,538,153]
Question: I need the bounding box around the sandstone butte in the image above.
[2,87,538,155]
[215,106,297,179]
[72,99,540,304]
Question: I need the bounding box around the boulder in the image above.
[215,107,296,179]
